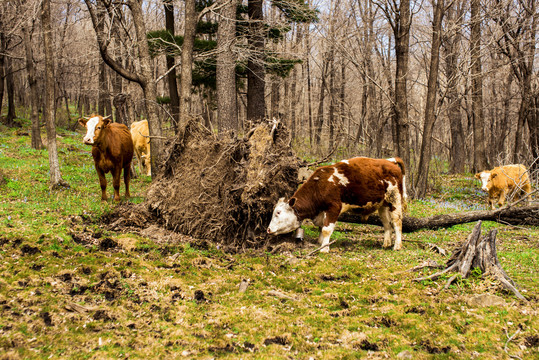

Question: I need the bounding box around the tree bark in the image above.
[128,0,164,176]
[444,2,465,174]
[22,18,43,149]
[42,0,67,189]
[5,53,16,126]
[338,204,539,232]
[415,0,444,198]
[246,0,266,121]
[470,0,489,172]
[178,0,197,135]
[164,0,180,133]
[393,0,412,168]
[216,0,238,132]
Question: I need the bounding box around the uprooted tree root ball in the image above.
[105,119,300,250]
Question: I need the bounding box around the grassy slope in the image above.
[0,123,538,359]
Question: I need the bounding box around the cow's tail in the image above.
[389,157,408,212]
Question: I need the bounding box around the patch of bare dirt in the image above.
[106,119,300,251]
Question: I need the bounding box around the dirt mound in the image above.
[107,119,300,250]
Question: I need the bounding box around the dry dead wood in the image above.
[413,221,527,301]
[338,204,539,232]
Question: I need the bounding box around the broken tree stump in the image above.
[413,221,526,300]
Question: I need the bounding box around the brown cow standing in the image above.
[267,157,407,252]
[475,164,532,209]
[79,115,134,201]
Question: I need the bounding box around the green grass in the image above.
[0,121,538,359]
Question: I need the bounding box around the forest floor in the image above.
[0,122,538,359]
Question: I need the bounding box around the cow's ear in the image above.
[474,173,480,179]
[78,118,88,128]
[490,173,497,179]
[102,118,111,127]
[288,197,296,207]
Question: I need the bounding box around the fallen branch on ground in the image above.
[338,204,539,232]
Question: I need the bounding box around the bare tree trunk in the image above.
[270,76,280,119]
[305,23,313,145]
[42,0,67,189]
[314,56,329,148]
[290,64,298,140]
[339,57,346,147]
[444,2,465,174]
[415,0,445,198]
[328,57,336,151]
[393,0,412,168]
[22,18,43,149]
[470,0,489,172]
[128,0,164,176]
[178,0,197,134]
[216,0,238,132]
[97,1,108,116]
[246,0,266,121]
[4,53,17,126]
[164,0,180,132]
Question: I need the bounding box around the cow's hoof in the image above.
[393,246,402,251]
[320,246,330,253]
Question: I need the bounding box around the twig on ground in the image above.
[504,328,522,360]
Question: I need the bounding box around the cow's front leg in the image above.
[318,223,336,253]
[96,167,108,201]
[112,167,122,202]
[317,209,339,253]
[497,189,507,208]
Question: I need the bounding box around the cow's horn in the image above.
[103,114,112,120]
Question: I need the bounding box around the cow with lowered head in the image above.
[267,157,407,252]
[79,114,134,201]
[475,164,532,209]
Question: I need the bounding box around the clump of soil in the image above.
[107,119,300,250]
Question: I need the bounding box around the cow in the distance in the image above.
[267,157,407,252]
[475,164,532,209]
[79,114,134,201]
[130,120,151,176]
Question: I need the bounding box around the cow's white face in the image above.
[79,116,110,145]
[267,197,300,235]
[477,171,491,191]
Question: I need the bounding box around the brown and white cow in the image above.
[130,120,151,176]
[475,164,532,209]
[267,157,407,252]
[79,114,134,201]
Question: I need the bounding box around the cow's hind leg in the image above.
[378,206,393,249]
[389,206,403,250]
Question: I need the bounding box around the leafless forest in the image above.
[1,0,538,197]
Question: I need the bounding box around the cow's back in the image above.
[295,157,404,214]
[491,164,530,189]
[340,157,403,205]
